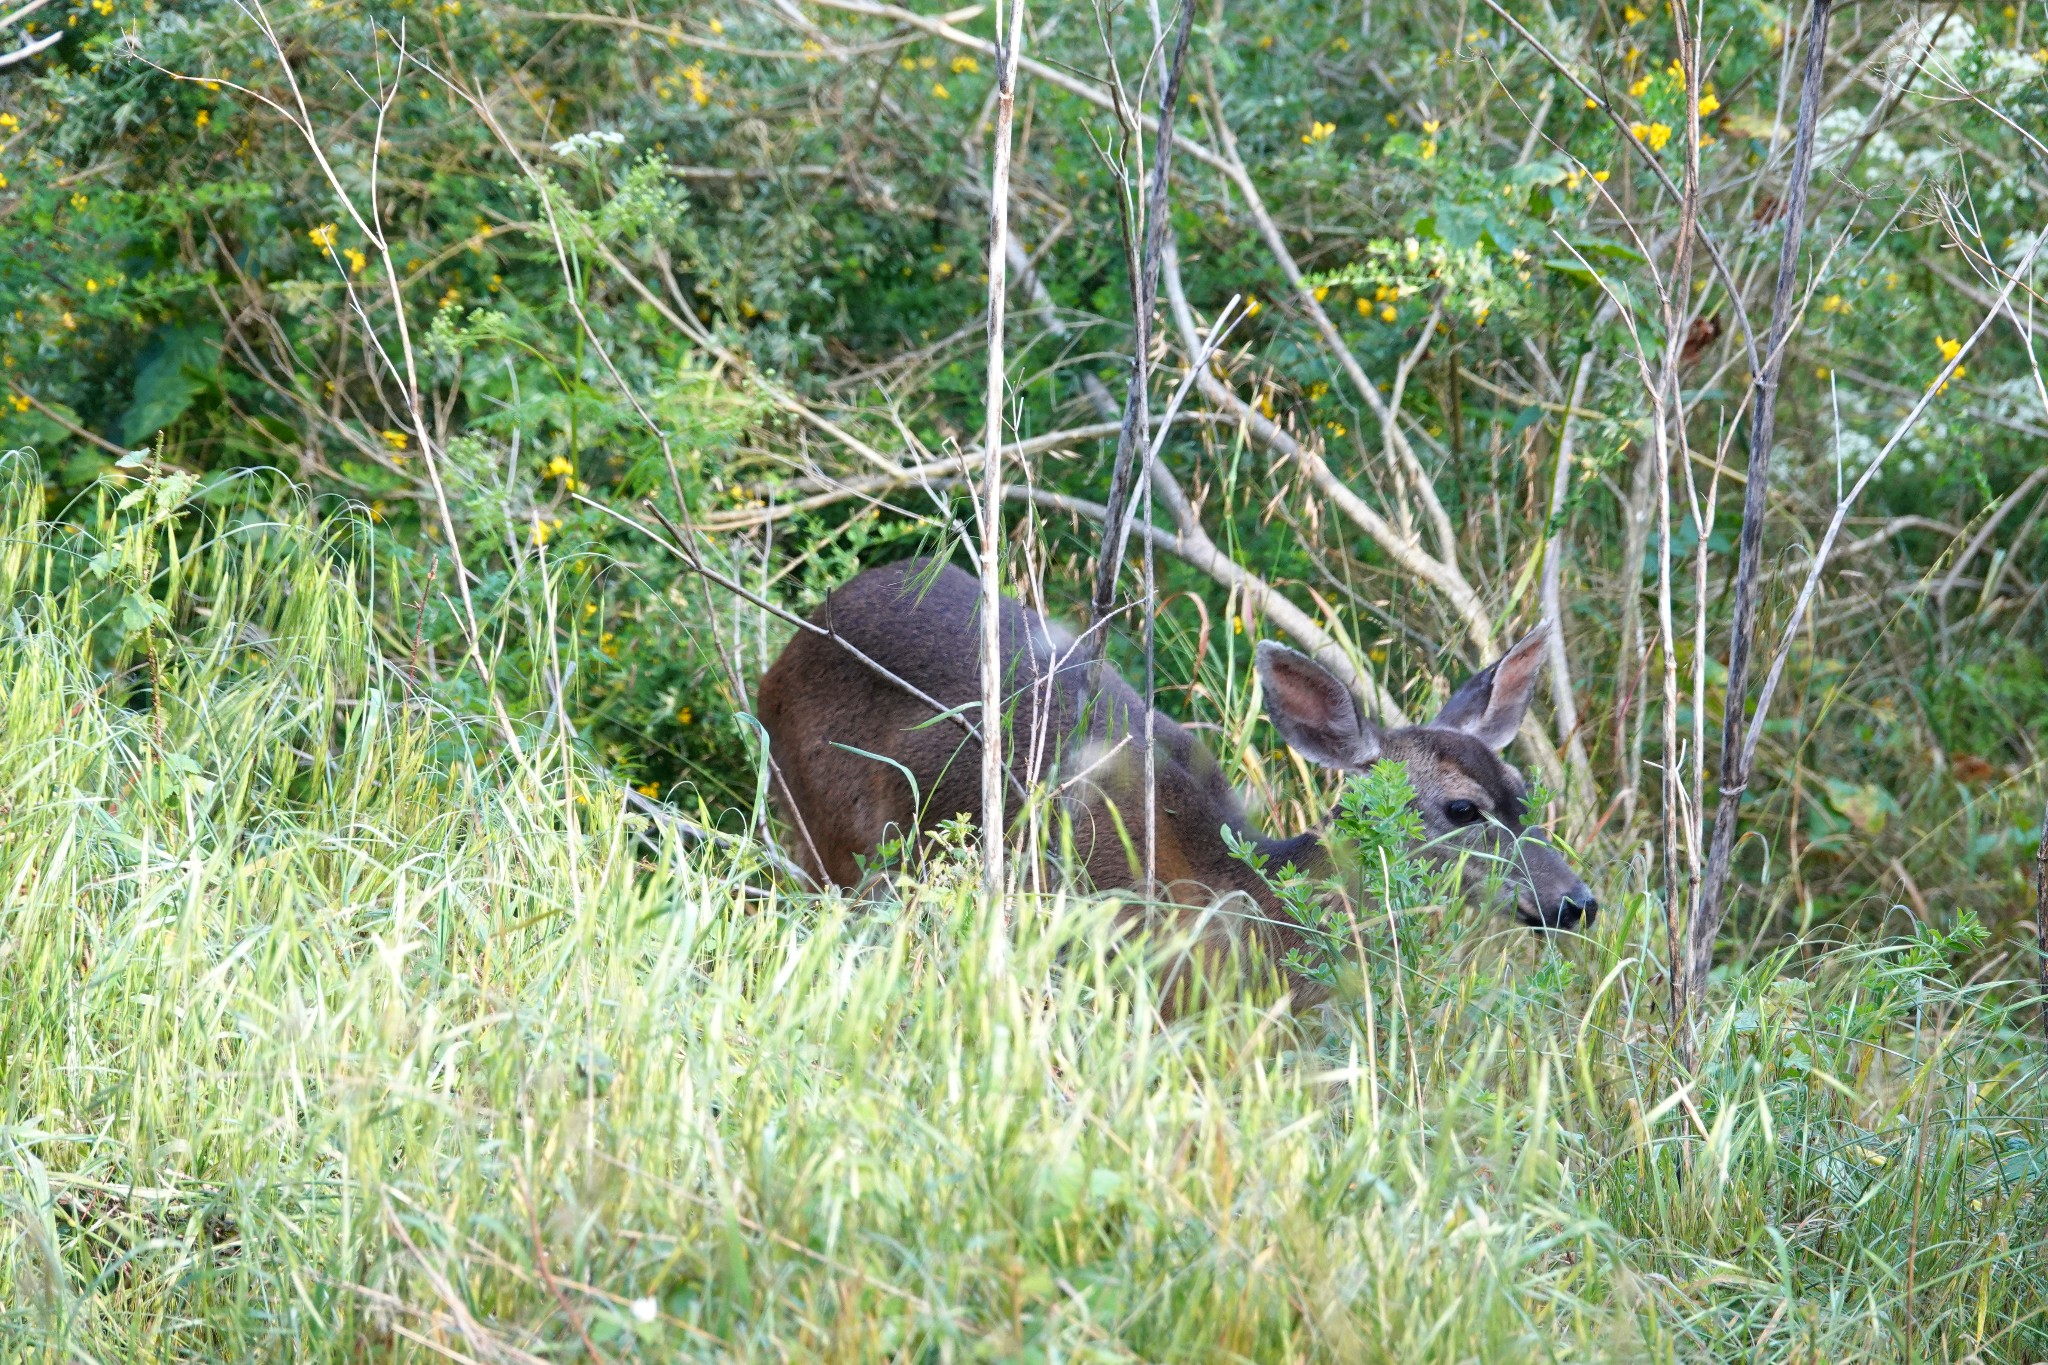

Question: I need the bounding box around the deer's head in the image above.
[1256,629,1597,930]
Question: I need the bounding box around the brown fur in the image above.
[758,558,1594,1009]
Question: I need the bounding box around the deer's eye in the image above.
[1445,799,1482,824]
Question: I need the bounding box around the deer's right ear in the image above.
[1255,641,1381,770]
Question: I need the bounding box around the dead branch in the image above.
[1688,0,1835,1025]
[1092,0,1195,623]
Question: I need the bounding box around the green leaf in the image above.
[1566,236,1648,265]
[118,591,168,637]
[118,325,222,447]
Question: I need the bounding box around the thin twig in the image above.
[1092,0,1196,623]
[976,0,1027,906]
[1687,0,1834,1033]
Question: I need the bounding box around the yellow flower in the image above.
[202,79,220,91]
[85,278,99,293]
[531,520,552,546]
[1628,75,1652,97]
[1630,122,1672,151]
[1325,422,1347,437]
[950,54,979,74]
[8,394,28,412]
[381,428,410,451]
[367,499,386,522]
[1356,296,1373,317]
[544,455,574,478]
[343,247,366,274]
[1385,111,1400,126]
[1305,381,1329,400]
[1820,294,1847,314]
[1301,120,1336,144]
[1244,296,1261,317]
[1257,34,1274,49]
[308,223,337,249]
[1666,58,1685,79]
[1421,119,1442,135]
[1622,4,1645,20]
[1420,139,1438,160]
[1232,615,1244,635]
[0,113,18,130]
[1934,337,1965,392]
[931,81,950,99]
[1380,304,1398,323]
[0,173,8,189]
[1697,92,1721,117]
[194,107,211,130]
[708,17,724,33]
[676,706,694,725]
[636,782,660,797]
[683,66,710,106]
[1593,169,1610,182]
[70,193,88,210]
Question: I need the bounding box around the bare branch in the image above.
[1688,0,1834,1021]
[1092,0,1196,623]
[977,0,1027,903]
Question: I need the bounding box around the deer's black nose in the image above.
[1554,892,1598,929]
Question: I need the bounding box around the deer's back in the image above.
[759,559,1230,883]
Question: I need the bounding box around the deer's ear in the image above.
[1256,641,1381,769]
[1433,623,1549,751]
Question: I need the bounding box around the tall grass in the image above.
[1,455,2043,1360]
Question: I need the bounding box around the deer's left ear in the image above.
[1256,641,1382,770]
[1432,624,1549,751]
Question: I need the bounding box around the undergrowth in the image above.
[1,460,2044,1361]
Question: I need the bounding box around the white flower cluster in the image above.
[550,129,626,158]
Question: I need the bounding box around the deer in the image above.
[757,557,1596,1008]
